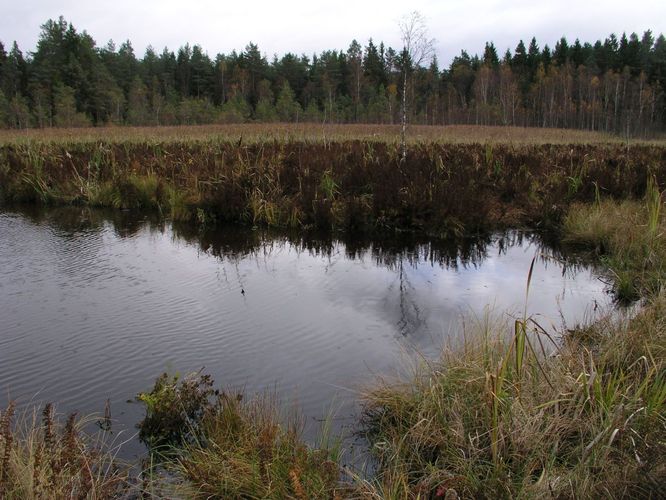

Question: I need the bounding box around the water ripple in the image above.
[0,207,611,457]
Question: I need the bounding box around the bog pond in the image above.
[1,206,612,458]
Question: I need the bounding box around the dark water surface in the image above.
[0,206,610,458]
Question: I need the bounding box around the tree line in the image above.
[1,16,665,135]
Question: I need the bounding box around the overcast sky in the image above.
[3,1,666,66]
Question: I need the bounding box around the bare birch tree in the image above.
[398,11,435,161]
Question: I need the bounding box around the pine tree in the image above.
[512,40,528,69]
[0,42,7,96]
[527,37,541,76]
[2,42,27,98]
[302,100,322,122]
[483,42,500,67]
[243,42,269,108]
[364,39,387,87]
[116,40,139,95]
[190,45,214,98]
[347,40,363,120]
[254,79,277,121]
[542,45,552,69]
[220,94,251,123]
[554,37,569,66]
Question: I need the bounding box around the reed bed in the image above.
[1,139,664,235]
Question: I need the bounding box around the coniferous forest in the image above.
[1,16,665,136]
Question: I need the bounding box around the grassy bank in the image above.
[135,372,346,499]
[1,376,347,499]
[1,134,665,235]
[358,193,666,498]
[0,404,128,498]
[563,187,666,302]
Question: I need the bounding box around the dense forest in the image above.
[1,16,665,135]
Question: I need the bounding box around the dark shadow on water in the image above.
[6,204,597,276]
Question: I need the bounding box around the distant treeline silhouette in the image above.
[0,16,664,135]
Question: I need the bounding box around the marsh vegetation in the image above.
[0,124,664,498]
[1,127,664,238]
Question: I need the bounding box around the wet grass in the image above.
[135,372,347,499]
[563,180,666,302]
[175,394,344,498]
[357,187,666,499]
[1,375,347,499]
[358,305,665,498]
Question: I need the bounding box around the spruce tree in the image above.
[275,81,301,122]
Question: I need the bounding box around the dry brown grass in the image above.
[359,297,666,498]
[1,123,663,146]
[0,404,129,498]
[2,138,664,235]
